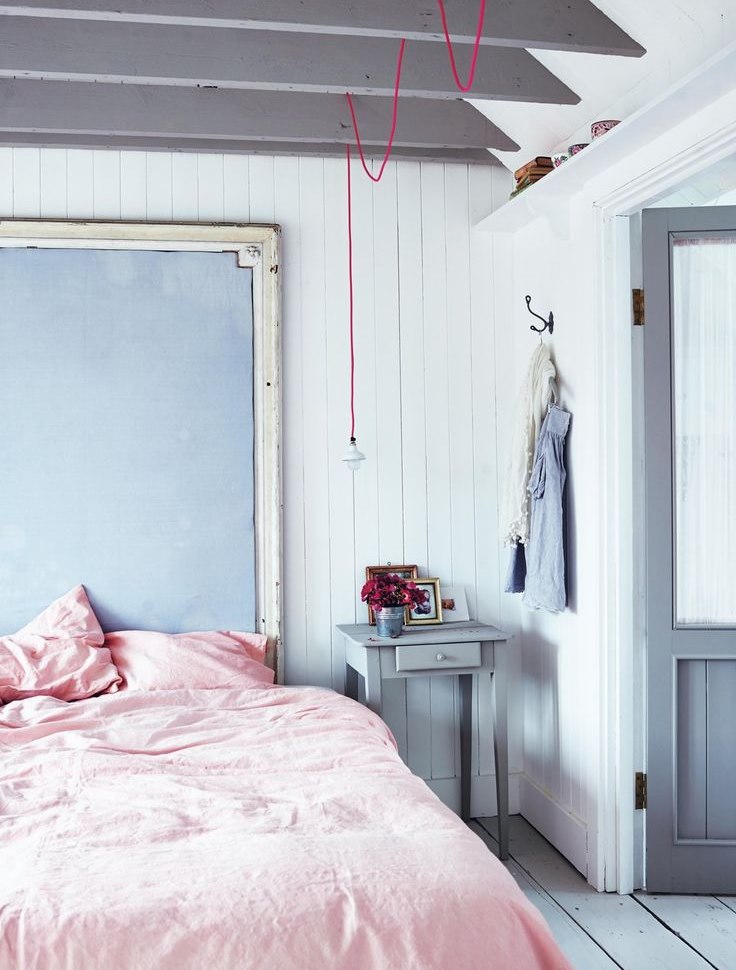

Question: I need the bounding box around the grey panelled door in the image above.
[644,206,736,893]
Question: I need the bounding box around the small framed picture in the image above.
[439,586,470,622]
[406,578,443,626]
[364,564,418,624]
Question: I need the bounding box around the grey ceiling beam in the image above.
[0,130,499,164]
[0,1,646,57]
[0,78,519,150]
[0,17,579,104]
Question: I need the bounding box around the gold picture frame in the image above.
[406,578,443,626]
[364,564,419,624]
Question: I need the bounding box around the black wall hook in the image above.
[525,295,554,335]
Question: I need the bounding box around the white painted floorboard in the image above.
[476,816,735,970]
[469,822,619,970]
[634,894,736,970]
[717,896,736,916]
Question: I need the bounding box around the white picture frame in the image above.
[439,586,470,622]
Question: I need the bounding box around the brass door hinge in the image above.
[633,288,645,326]
[635,771,647,810]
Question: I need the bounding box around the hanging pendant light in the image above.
[341,437,366,472]
[338,8,482,475]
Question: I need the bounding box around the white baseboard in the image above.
[519,773,588,877]
[425,771,521,818]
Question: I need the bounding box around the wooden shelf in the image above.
[475,136,613,233]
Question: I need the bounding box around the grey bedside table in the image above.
[337,620,511,859]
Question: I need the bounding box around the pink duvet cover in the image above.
[0,686,570,970]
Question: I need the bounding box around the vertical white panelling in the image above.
[120,152,147,220]
[445,164,476,782]
[420,162,452,579]
[491,197,603,874]
[145,152,172,221]
[350,157,380,615]
[471,165,502,780]
[487,174,537,804]
[445,165,476,599]
[0,151,13,216]
[223,156,250,223]
[197,154,224,222]
[372,164,404,560]
[274,156,308,686]
[396,160,432,777]
[172,155,199,221]
[323,157,356,694]
[13,149,40,217]
[248,156,275,224]
[371,162,407,756]
[396,162,428,573]
[298,158,332,690]
[420,163,455,782]
[0,146,509,814]
[66,151,93,215]
[92,151,121,220]
[40,149,67,218]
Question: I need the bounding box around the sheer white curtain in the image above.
[673,235,736,624]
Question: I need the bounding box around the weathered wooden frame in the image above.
[0,219,283,681]
[364,564,418,625]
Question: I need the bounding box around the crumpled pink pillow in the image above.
[0,585,121,704]
[105,630,273,691]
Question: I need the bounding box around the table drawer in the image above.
[395,641,481,672]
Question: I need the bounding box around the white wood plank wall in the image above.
[489,210,605,879]
[0,147,517,814]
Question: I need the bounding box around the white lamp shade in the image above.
[341,439,366,471]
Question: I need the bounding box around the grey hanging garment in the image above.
[504,542,527,594]
[522,405,570,613]
[502,344,557,595]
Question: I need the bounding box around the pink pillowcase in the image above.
[105,630,273,691]
[0,585,121,704]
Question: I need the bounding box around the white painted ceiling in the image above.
[473,0,736,170]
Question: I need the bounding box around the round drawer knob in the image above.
[436,652,447,662]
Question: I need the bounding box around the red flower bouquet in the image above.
[360,573,428,611]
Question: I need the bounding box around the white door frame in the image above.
[593,117,736,892]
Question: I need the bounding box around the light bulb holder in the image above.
[341,437,366,471]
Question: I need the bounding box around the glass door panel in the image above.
[672,235,736,625]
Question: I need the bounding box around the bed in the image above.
[0,590,570,970]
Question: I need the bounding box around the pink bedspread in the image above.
[0,686,570,970]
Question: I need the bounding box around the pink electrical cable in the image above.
[345,38,406,184]
[345,0,486,443]
[436,0,487,92]
[344,39,404,439]
[346,143,356,440]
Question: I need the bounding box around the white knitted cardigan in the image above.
[502,343,557,546]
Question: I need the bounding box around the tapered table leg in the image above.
[364,649,383,717]
[491,646,509,860]
[459,673,473,823]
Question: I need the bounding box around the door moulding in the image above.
[592,103,736,893]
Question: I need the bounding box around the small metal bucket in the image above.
[375,606,405,638]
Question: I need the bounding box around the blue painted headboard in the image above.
[0,247,256,634]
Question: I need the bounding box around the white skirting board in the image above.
[425,771,521,819]
[519,773,588,878]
